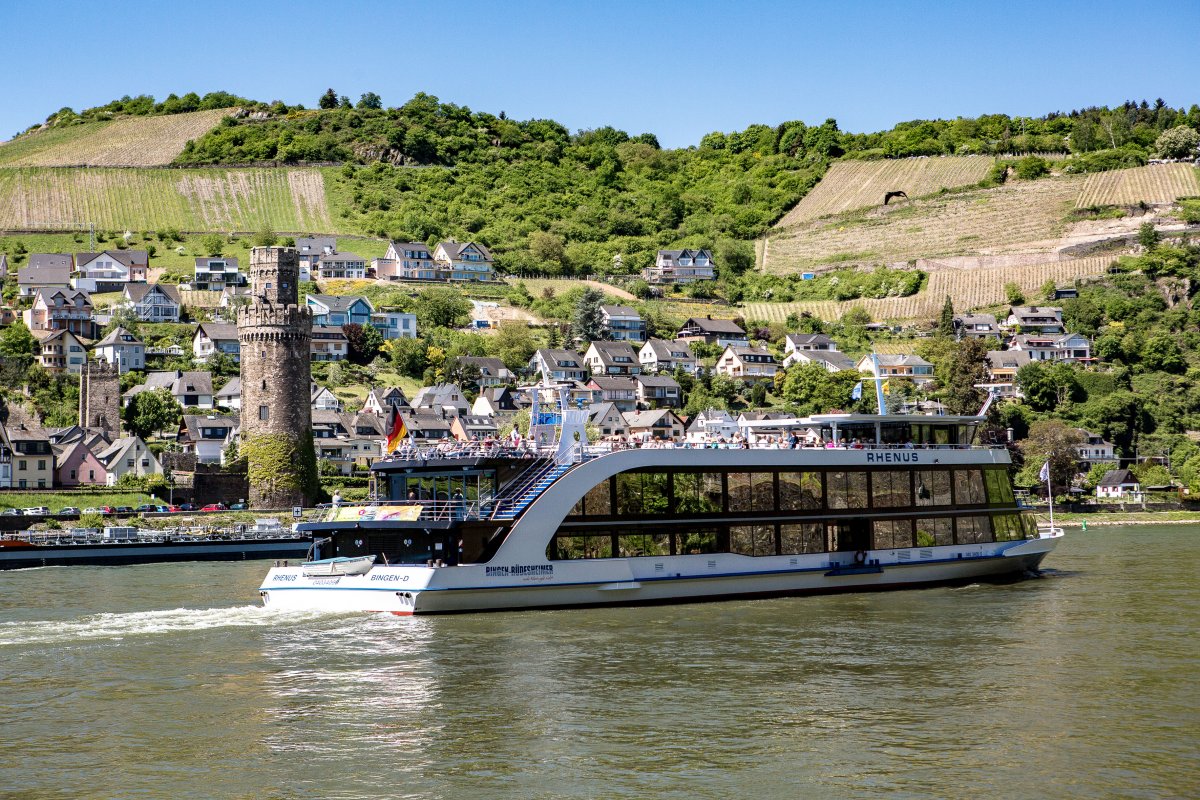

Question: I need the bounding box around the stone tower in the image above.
[79,360,121,439]
[237,247,315,509]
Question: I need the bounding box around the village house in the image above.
[94,436,162,484]
[529,349,589,383]
[1096,469,1141,500]
[600,305,647,343]
[471,387,524,417]
[380,241,439,280]
[954,313,1000,340]
[586,376,638,412]
[450,414,499,442]
[315,252,367,281]
[1006,306,1065,334]
[639,338,698,374]
[635,374,682,409]
[177,414,237,464]
[856,354,935,387]
[588,402,628,438]
[295,237,336,282]
[192,322,241,363]
[783,333,838,354]
[193,256,243,292]
[456,356,514,388]
[72,250,148,292]
[362,387,410,415]
[1075,429,1119,474]
[716,345,779,383]
[306,295,374,327]
[4,421,54,489]
[685,408,738,442]
[432,241,495,281]
[311,384,343,412]
[411,384,470,418]
[1009,333,1092,363]
[215,378,241,411]
[17,254,72,297]
[31,329,88,374]
[401,410,454,442]
[643,249,715,285]
[122,283,182,323]
[783,349,856,372]
[676,316,748,348]
[371,310,418,339]
[25,287,97,339]
[623,409,686,440]
[93,327,145,373]
[311,326,349,361]
[53,437,109,487]
[985,350,1032,397]
[584,341,642,376]
[125,370,214,410]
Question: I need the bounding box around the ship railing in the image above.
[318,499,488,523]
[582,440,997,452]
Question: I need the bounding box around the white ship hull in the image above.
[259,532,1061,615]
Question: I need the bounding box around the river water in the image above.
[1,525,1196,800]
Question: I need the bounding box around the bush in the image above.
[1014,155,1051,180]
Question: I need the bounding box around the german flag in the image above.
[385,407,408,454]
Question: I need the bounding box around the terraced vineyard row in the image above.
[777,156,994,226]
[0,167,334,231]
[1075,163,1200,208]
[765,176,1085,273]
[0,109,230,167]
[743,256,1114,322]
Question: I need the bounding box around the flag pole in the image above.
[1046,465,1054,530]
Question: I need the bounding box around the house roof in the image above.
[180,414,236,441]
[642,338,696,360]
[956,313,998,327]
[216,377,241,399]
[317,252,365,264]
[987,350,1031,370]
[588,401,624,423]
[587,341,639,363]
[195,322,239,342]
[307,294,372,313]
[600,304,640,317]
[868,354,934,368]
[412,384,467,408]
[94,436,154,468]
[784,333,836,348]
[18,255,73,286]
[458,356,510,378]
[436,241,493,261]
[798,351,856,371]
[296,237,336,253]
[400,410,454,432]
[33,287,92,306]
[75,250,148,268]
[95,327,144,348]
[535,349,586,370]
[124,282,181,305]
[1098,469,1139,487]
[194,256,240,268]
[623,409,680,428]
[658,248,713,260]
[388,240,433,255]
[173,371,213,397]
[636,374,681,388]
[312,325,349,340]
[588,375,638,391]
[725,345,777,361]
[680,317,746,335]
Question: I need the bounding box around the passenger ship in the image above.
[259,391,1062,615]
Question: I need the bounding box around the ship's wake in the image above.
[0,605,334,647]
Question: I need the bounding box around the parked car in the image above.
[83,506,115,515]
[229,502,248,511]
[57,507,81,516]
[167,505,184,513]
[200,503,228,512]
[113,506,135,515]
[177,503,197,512]
[23,507,51,516]
[0,508,21,516]
[135,504,168,513]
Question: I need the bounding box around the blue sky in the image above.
[5,0,1199,147]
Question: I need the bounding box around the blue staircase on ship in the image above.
[491,463,572,521]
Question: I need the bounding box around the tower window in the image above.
[262,380,267,390]
[259,405,270,421]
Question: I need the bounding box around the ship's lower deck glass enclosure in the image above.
[551,465,1030,560]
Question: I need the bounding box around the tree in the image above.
[0,322,38,360]
[388,335,428,378]
[1017,420,1084,494]
[415,287,471,329]
[944,338,990,415]
[200,233,223,257]
[493,320,537,371]
[570,288,606,344]
[207,350,238,379]
[1137,222,1160,251]
[1141,333,1185,373]
[124,388,181,439]
[252,225,277,248]
[528,231,565,268]
[343,323,385,365]
[318,88,338,110]
[937,295,955,337]
[1004,282,1025,305]
[1154,125,1200,159]
[357,92,383,110]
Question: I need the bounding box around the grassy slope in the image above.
[0,110,229,167]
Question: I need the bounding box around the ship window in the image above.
[956,515,993,543]
[674,472,723,514]
[873,519,913,549]
[677,527,720,554]
[779,472,823,511]
[550,535,613,560]
[915,470,952,506]
[728,472,774,512]
[780,523,825,554]
[617,533,671,558]
[984,469,1015,504]
[871,470,912,508]
[992,513,1027,541]
[954,469,987,505]
[915,518,953,546]
[827,470,868,509]
[571,477,612,517]
[616,472,669,515]
[729,524,775,556]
